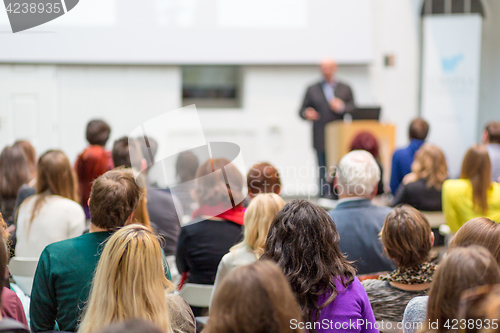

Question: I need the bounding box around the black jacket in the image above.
[299,81,355,152]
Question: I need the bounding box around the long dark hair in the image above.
[261,199,356,329]
[0,145,31,199]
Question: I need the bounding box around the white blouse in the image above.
[16,195,85,258]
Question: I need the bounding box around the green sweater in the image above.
[30,231,171,332]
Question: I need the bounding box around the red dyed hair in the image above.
[75,146,113,207]
[350,132,379,159]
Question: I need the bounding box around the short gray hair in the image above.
[336,150,380,197]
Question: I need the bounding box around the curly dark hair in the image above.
[261,199,356,330]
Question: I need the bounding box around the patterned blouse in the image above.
[361,263,436,323]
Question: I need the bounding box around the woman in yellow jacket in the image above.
[442,145,500,233]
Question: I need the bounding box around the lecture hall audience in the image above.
[78,224,195,333]
[29,168,144,332]
[362,205,435,323]
[328,150,394,275]
[403,246,500,333]
[211,193,285,303]
[442,144,500,232]
[3,115,500,333]
[390,118,429,194]
[205,260,304,333]
[15,150,85,258]
[262,200,378,333]
[391,144,448,211]
[74,119,114,219]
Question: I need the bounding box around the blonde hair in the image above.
[231,193,285,258]
[411,144,448,190]
[78,224,175,333]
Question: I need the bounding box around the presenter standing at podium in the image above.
[299,58,356,197]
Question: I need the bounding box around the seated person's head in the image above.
[193,158,244,207]
[86,119,111,147]
[459,284,500,333]
[350,132,379,159]
[261,199,355,324]
[410,144,448,189]
[460,145,492,214]
[246,162,281,198]
[426,246,500,333]
[409,118,429,141]
[79,224,174,333]
[112,137,144,171]
[335,150,380,199]
[176,151,199,183]
[235,193,285,257]
[381,205,433,269]
[206,260,303,333]
[449,217,500,264]
[483,121,500,145]
[89,168,142,230]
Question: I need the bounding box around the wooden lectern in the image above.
[325,120,396,186]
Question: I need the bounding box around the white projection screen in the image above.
[0,0,373,64]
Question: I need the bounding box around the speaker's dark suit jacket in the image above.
[299,81,355,152]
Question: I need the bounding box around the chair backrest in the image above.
[8,257,39,296]
[421,211,445,229]
[176,283,214,308]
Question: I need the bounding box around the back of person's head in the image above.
[449,217,500,264]
[94,320,164,333]
[246,162,282,198]
[176,151,199,183]
[86,119,111,146]
[485,121,500,144]
[79,224,173,333]
[261,199,355,328]
[89,168,142,230]
[460,145,492,214]
[0,145,31,199]
[381,205,433,268]
[411,144,448,190]
[112,137,143,171]
[30,150,79,222]
[409,118,429,141]
[194,158,244,207]
[232,193,285,258]
[350,132,379,159]
[426,246,500,333]
[459,284,500,333]
[336,150,380,198]
[13,140,37,178]
[206,260,304,333]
